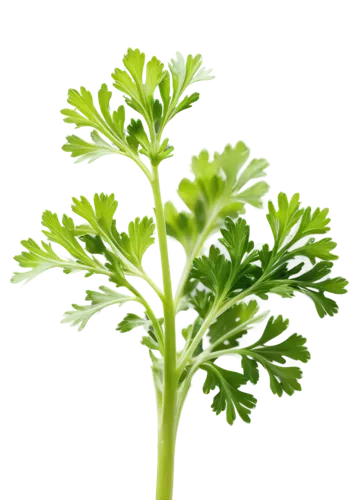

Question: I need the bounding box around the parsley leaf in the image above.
[62,131,120,163]
[72,193,118,236]
[284,237,337,265]
[58,49,211,170]
[241,315,310,396]
[111,49,213,166]
[265,193,334,255]
[264,364,303,397]
[201,362,256,424]
[61,85,132,162]
[41,211,97,266]
[167,52,214,119]
[117,313,152,333]
[62,287,135,331]
[11,238,100,284]
[256,261,348,318]
[91,191,119,231]
[188,289,214,318]
[190,218,259,303]
[112,49,165,117]
[11,196,156,289]
[112,216,155,268]
[165,143,269,257]
[252,193,349,317]
[71,194,157,283]
[117,313,164,352]
[61,86,109,130]
[11,205,121,285]
[191,246,232,296]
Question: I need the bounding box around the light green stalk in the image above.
[151,164,178,500]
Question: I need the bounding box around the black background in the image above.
[0,35,353,500]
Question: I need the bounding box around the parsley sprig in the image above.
[9,47,350,500]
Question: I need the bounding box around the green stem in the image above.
[151,165,178,500]
[199,347,243,363]
[156,416,178,500]
[199,347,267,366]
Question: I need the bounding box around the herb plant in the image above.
[12,49,348,500]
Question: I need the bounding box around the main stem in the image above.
[151,165,178,500]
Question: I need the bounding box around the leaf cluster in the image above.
[62,49,213,168]
[12,193,160,334]
[165,143,269,256]
[255,193,348,317]
[12,49,349,435]
[183,193,347,320]
[200,314,310,424]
